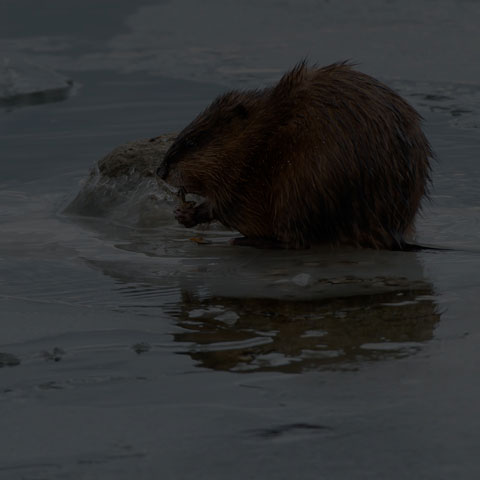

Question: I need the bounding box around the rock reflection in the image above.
[174,289,440,373]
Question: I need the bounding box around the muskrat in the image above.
[156,61,433,249]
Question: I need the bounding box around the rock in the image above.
[292,273,312,287]
[0,57,73,107]
[64,135,178,227]
[41,347,65,362]
[95,135,176,179]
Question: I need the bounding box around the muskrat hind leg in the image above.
[174,201,214,228]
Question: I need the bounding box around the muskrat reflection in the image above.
[174,289,440,373]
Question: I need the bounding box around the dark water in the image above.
[1,1,480,479]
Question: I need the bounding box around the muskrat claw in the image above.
[177,187,187,203]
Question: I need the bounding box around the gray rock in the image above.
[95,134,176,179]
[0,57,73,107]
[64,135,178,227]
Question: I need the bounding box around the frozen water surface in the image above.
[1,1,480,479]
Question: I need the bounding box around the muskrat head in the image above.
[156,91,254,197]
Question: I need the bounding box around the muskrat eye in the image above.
[184,138,197,149]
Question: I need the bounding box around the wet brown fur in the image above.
[159,61,433,249]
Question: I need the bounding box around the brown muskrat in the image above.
[156,61,433,249]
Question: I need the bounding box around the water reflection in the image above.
[79,245,441,374]
[173,288,440,373]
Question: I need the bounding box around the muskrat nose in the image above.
[156,163,168,180]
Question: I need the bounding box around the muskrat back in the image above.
[157,61,433,249]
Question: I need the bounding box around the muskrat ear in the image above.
[233,103,249,119]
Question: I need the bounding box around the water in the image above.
[1,1,480,478]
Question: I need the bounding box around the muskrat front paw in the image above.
[174,201,198,228]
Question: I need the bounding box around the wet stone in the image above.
[0,352,20,367]
[63,135,179,227]
[42,347,65,362]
